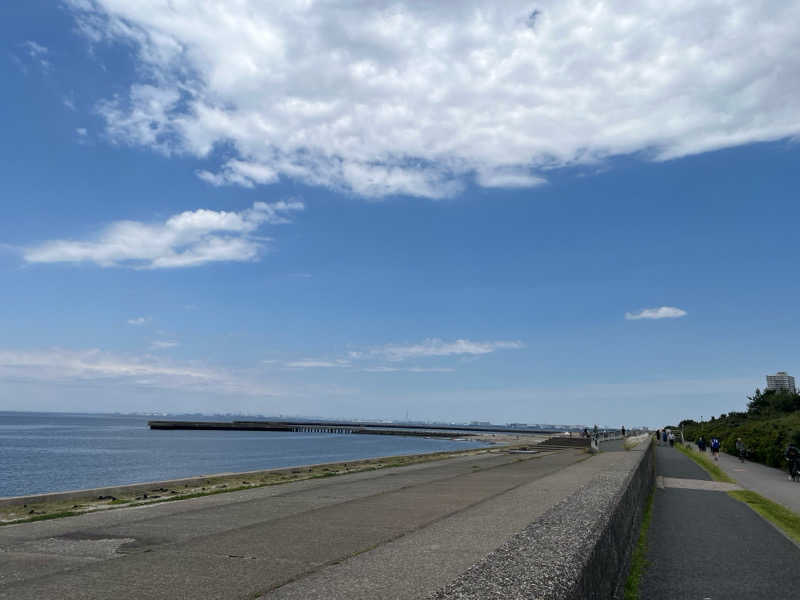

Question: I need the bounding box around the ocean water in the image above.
[0,412,487,497]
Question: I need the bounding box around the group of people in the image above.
[655,428,676,447]
[653,430,800,479]
[694,435,722,460]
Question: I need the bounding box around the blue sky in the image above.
[2,1,800,426]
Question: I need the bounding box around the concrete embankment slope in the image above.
[432,438,654,600]
[0,443,652,600]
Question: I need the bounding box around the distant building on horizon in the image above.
[766,371,796,394]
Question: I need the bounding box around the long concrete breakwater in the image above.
[0,438,652,599]
[148,419,587,437]
[149,419,471,438]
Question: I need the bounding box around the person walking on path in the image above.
[785,444,800,481]
[711,436,721,461]
[668,431,675,447]
[656,429,661,445]
[662,429,668,445]
[640,442,800,598]
[735,437,746,462]
[712,443,800,514]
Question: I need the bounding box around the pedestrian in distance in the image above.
[735,437,746,463]
[621,425,626,437]
[662,429,668,445]
[785,444,800,481]
[668,431,675,447]
[696,436,706,452]
[655,429,661,445]
[711,436,721,461]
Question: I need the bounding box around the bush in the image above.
[680,393,800,470]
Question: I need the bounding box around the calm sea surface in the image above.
[0,412,487,497]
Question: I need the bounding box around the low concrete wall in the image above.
[433,440,655,599]
[576,439,655,599]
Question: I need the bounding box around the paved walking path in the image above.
[599,438,626,452]
[0,448,598,600]
[714,449,800,514]
[640,444,800,599]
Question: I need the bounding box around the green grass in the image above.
[0,511,77,526]
[674,443,736,483]
[676,443,800,546]
[623,488,655,600]
[728,490,800,545]
[681,406,800,469]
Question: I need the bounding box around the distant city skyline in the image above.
[3,2,800,426]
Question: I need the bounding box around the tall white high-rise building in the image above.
[766,371,796,394]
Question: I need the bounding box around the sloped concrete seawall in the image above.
[433,440,655,600]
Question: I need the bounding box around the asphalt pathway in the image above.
[715,449,800,514]
[640,444,800,599]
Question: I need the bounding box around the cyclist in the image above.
[735,438,745,463]
[786,444,800,481]
[710,436,721,461]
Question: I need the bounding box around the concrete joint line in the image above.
[656,476,742,492]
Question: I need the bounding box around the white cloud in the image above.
[285,359,351,369]
[625,306,688,320]
[22,40,51,70]
[357,338,525,362]
[23,200,303,268]
[127,316,150,325]
[76,127,88,136]
[0,347,278,397]
[362,366,456,373]
[0,348,205,382]
[66,1,800,199]
[151,340,179,349]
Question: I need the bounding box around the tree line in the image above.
[677,388,800,468]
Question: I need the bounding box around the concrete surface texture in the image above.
[431,442,653,600]
[0,448,608,600]
[640,444,800,600]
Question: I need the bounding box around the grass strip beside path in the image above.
[728,490,800,545]
[675,442,800,546]
[623,487,655,600]
[674,443,736,483]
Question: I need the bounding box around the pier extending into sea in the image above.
[147,418,583,438]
